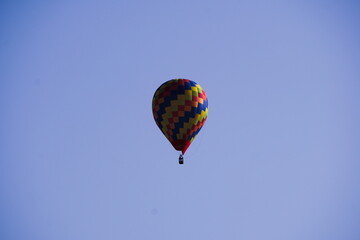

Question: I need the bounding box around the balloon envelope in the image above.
[152,79,208,154]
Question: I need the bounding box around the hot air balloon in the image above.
[152,79,208,164]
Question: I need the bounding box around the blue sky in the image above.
[1,1,360,239]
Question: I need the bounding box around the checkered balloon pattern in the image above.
[152,79,208,154]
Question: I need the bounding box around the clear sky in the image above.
[1,0,360,239]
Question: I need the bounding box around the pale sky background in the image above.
[1,1,360,239]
